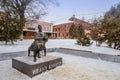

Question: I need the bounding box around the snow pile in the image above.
[0,52,120,80]
[0,39,120,55]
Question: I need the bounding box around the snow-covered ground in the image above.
[0,39,120,80]
[0,39,120,55]
[0,52,120,80]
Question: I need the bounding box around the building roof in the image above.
[53,17,74,26]
[69,17,91,25]
[23,29,38,32]
[23,29,56,34]
[53,16,91,29]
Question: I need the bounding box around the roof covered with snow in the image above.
[53,17,74,26]
[52,16,91,28]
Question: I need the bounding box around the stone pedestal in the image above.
[12,56,62,78]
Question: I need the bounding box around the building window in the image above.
[55,28,57,31]
[44,26,46,31]
[48,27,51,32]
[29,22,36,28]
[58,28,60,31]
[62,25,66,31]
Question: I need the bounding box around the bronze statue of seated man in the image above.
[28,31,48,62]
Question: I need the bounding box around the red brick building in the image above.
[23,20,56,39]
[53,16,91,39]
[53,22,73,39]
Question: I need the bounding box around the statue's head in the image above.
[38,25,42,32]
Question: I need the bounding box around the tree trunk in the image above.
[11,40,14,45]
[19,13,25,41]
[5,41,7,45]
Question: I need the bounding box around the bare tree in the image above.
[0,0,59,20]
[0,0,59,40]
